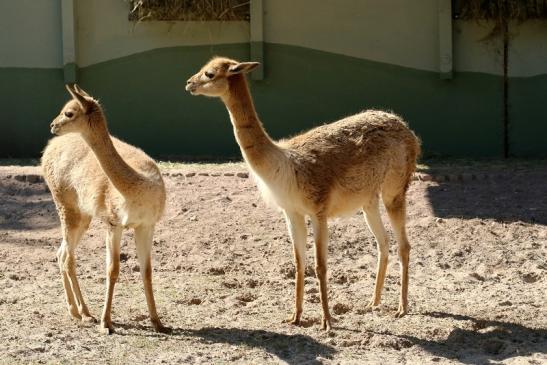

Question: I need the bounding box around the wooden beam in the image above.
[250,0,264,80]
[438,0,453,79]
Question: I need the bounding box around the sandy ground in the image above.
[0,162,546,364]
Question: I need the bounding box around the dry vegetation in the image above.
[128,0,250,21]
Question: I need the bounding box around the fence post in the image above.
[61,0,77,83]
[250,0,264,80]
[438,0,453,79]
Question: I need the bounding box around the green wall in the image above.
[1,43,545,158]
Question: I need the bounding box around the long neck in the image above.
[81,113,147,197]
[221,74,284,177]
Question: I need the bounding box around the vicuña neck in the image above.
[221,74,283,177]
[81,113,147,197]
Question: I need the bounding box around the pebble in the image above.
[236,172,249,178]
[185,172,196,177]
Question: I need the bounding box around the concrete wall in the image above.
[0,0,63,68]
[1,0,546,158]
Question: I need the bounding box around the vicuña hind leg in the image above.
[362,197,389,311]
[99,225,122,334]
[57,208,93,322]
[282,211,307,326]
[384,192,411,318]
[134,225,169,333]
[310,216,332,331]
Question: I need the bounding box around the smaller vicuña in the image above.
[42,84,168,334]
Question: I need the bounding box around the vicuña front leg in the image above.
[99,225,122,334]
[283,211,307,326]
[311,216,332,331]
[134,225,169,333]
[363,200,389,312]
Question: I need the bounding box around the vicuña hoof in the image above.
[394,305,407,318]
[321,317,332,332]
[99,322,114,335]
[81,314,96,324]
[283,313,302,326]
[152,320,171,334]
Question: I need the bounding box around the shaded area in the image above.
[180,327,336,365]
[425,166,547,225]
[398,312,547,365]
[0,179,58,231]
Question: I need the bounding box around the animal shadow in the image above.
[399,311,547,365]
[176,326,336,365]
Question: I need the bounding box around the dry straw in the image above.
[128,0,250,21]
[455,0,547,21]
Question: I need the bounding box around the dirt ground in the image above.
[0,161,546,364]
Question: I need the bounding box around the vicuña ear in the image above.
[227,62,260,75]
[66,84,94,113]
[73,84,91,97]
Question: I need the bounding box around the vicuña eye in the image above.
[64,111,74,118]
[205,71,215,79]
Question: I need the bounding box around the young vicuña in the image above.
[42,84,168,334]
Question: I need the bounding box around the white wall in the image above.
[263,0,441,72]
[75,0,249,67]
[0,0,62,68]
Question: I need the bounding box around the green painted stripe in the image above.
[1,43,545,158]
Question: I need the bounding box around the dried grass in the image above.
[455,0,547,21]
[128,0,250,21]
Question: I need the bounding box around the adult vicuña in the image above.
[186,57,421,331]
[42,84,168,334]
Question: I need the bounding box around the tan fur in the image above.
[187,57,421,331]
[41,84,168,334]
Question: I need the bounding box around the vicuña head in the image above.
[50,84,102,136]
[185,57,259,97]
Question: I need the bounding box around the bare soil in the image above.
[0,162,546,364]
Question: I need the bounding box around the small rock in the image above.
[211,173,221,177]
[119,253,129,262]
[240,234,249,240]
[469,272,485,281]
[132,265,140,272]
[522,272,539,283]
[332,302,351,315]
[482,339,505,355]
[189,216,198,222]
[188,298,202,305]
[14,175,26,182]
[222,280,239,289]
[419,174,433,182]
[223,173,234,176]
[236,293,256,303]
[461,173,474,182]
[185,172,196,177]
[8,273,21,281]
[499,300,512,306]
[246,279,259,288]
[209,267,225,275]
[27,175,42,184]
[198,173,209,176]
[435,217,444,224]
[236,172,249,178]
